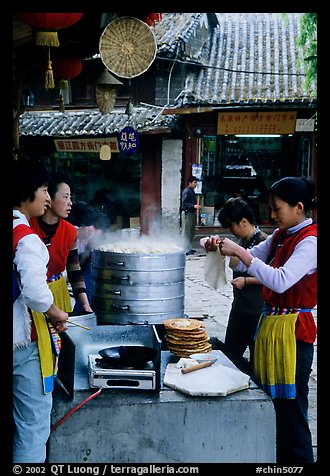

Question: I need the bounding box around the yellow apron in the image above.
[31,275,72,394]
[254,309,298,399]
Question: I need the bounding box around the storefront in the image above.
[18,100,183,235]
[20,135,142,230]
[182,110,317,230]
[55,137,141,228]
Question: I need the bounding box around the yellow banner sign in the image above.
[54,137,119,153]
[217,111,297,135]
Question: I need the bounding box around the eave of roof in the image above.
[19,106,178,137]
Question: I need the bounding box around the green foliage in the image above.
[297,13,317,94]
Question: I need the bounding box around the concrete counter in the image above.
[49,349,276,463]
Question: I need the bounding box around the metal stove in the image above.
[57,319,162,398]
[88,354,157,390]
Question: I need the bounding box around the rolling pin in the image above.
[181,361,212,374]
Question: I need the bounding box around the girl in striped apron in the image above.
[204,176,317,464]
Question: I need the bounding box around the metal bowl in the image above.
[189,352,219,365]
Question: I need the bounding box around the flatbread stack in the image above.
[163,318,212,358]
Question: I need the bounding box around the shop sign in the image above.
[118,126,139,154]
[217,111,297,135]
[54,137,119,153]
[295,118,315,132]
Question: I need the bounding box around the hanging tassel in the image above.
[45,64,55,90]
[45,60,55,89]
[36,31,60,47]
[44,48,55,90]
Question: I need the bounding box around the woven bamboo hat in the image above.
[99,16,157,78]
[95,68,123,114]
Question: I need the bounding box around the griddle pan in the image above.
[98,345,158,366]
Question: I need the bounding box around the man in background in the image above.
[181,176,201,255]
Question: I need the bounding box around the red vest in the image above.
[29,217,77,278]
[262,223,317,343]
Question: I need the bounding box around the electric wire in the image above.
[155,55,306,77]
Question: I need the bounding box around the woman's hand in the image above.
[219,237,240,256]
[201,235,221,252]
[78,293,93,313]
[230,277,245,289]
[219,238,254,268]
[82,303,93,313]
[46,305,68,332]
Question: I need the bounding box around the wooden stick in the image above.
[66,320,91,331]
[181,361,212,374]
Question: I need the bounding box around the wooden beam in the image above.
[140,128,172,135]
[162,106,214,115]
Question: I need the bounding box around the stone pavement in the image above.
[184,241,317,461]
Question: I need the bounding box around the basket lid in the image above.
[99,16,157,78]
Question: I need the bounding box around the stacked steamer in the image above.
[163,318,212,358]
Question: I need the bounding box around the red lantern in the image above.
[16,13,83,90]
[52,56,83,88]
[144,13,162,27]
[149,13,162,23]
[16,13,83,46]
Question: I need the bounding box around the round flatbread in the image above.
[165,331,207,342]
[163,318,202,331]
[169,343,212,358]
[165,335,209,346]
[167,341,210,351]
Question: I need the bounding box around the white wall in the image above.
[161,139,183,235]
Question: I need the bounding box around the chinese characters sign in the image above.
[217,112,297,135]
[54,138,119,153]
[118,126,139,154]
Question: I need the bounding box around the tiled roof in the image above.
[19,13,316,138]
[155,13,206,60]
[157,13,316,106]
[19,106,178,137]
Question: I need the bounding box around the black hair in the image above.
[188,176,198,184]
[68,201,111,230]
[69,202,98,226]
[218,197,256,228]
[269,176,316,212]
[47,171,74,199]
[13,159,50,207]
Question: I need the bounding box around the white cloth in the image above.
[204,248,227,289]
[13,210,53,349]
[200,237,227,289]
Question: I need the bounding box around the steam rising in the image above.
[89,226,186,255]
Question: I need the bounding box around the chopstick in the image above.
[66,320,91,331]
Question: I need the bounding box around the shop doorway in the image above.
[199,134,313,226]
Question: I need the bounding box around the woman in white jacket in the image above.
[13,159,68,463]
